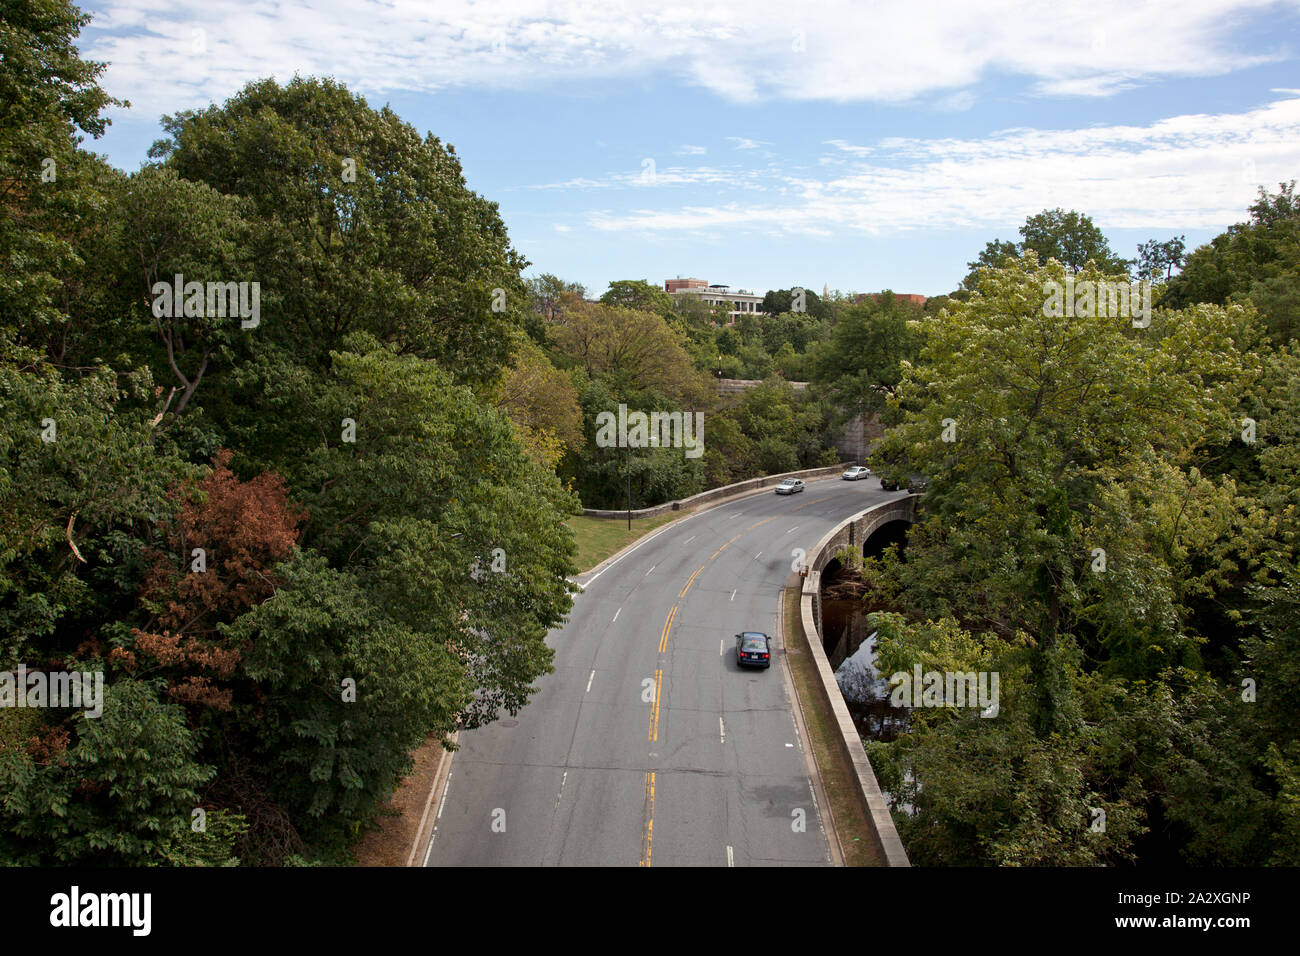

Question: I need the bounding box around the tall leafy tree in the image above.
[599,279,676,318]
[1136,235,1187,281]
[863,255,1279,864]
[1165,182,1300,344]
[151,77,529,389]
[962,209,1131,290]
[810,292,923,422]
[0,0,123,354]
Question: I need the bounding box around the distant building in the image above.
[855,292,929,308]
[665,278,766,324]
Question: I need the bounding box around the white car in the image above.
[842,466,872,480]
[775,478,805,495]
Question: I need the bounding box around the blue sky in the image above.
[77,0,1300,298]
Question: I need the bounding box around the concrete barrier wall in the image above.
[799,496,917,867]
[581,463,849,519]
[716,378,809,395]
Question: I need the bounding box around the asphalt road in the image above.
[424,474,905,866]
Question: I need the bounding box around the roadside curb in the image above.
[573,471,844,588]
[407,733,457,867]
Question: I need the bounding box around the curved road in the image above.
[424,475,904,866]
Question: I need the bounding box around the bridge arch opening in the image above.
[862,518,911,560]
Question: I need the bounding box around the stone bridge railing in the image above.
[798,495,918,867]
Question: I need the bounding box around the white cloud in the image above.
[934,90,976,112]
[677,144,707,155]
[824,139,873,156]
[529,165,766,190]
[727,136,772,150]
[82,0,1297,115]
[586,96,1300,236]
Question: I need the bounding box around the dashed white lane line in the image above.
[586,670,595,693]
[612,608,621,623]
[683,535,696,544]
[646,565,655,575]
[754,551,763,559]
[424,771,453,867]
[784,525,800,534]
[577,506,711,589]
[720,717,726,744]
[730,589,736,601]
[719,639,725,656]
[727,845,734,867]
[437,773,452,818]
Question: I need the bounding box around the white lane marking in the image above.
[754,551,762,559]
[730,589,736,601]
[719,639,725,656]
[683,535,696,544]
[785,742,794,748]
[612,608,621,623]
[720,717,726,743]
[424,770,454,866]
[586,670,595,693]
[784,525,799,534]
[437,772,452,819]
[727,845,734,867]
[555,770,568,807]
[646,565,655,575]
[578,509,706,588]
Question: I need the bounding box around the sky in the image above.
[75,0,1300,298]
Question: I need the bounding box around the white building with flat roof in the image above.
[664,278,765,324]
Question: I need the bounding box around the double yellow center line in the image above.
[638,492,833,865]
[639,528,748,864]
[647,668,664,740]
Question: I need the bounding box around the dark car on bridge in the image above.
[735,631,772,669]
[881,474,928,492]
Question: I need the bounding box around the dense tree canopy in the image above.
[1165,182,1300,344]
[863,247,1297,865]
[1,2,578,866]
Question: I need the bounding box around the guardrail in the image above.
[799,496,917,867]
[581,463,849,519]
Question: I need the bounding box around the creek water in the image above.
[821,579,907,743]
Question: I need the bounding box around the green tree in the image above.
[0,362,191,661]
[811,292,923,422]
[1165,183,1300,344]
[761,286,830,320]
[1136,235,1187,281]
[553,301,710,406]
[599,279,675,317]
[152,77,528,389]
[0,0,124,355]
[0,680,219,865]
[863,255,1276,864]
[962,209,1131,290]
